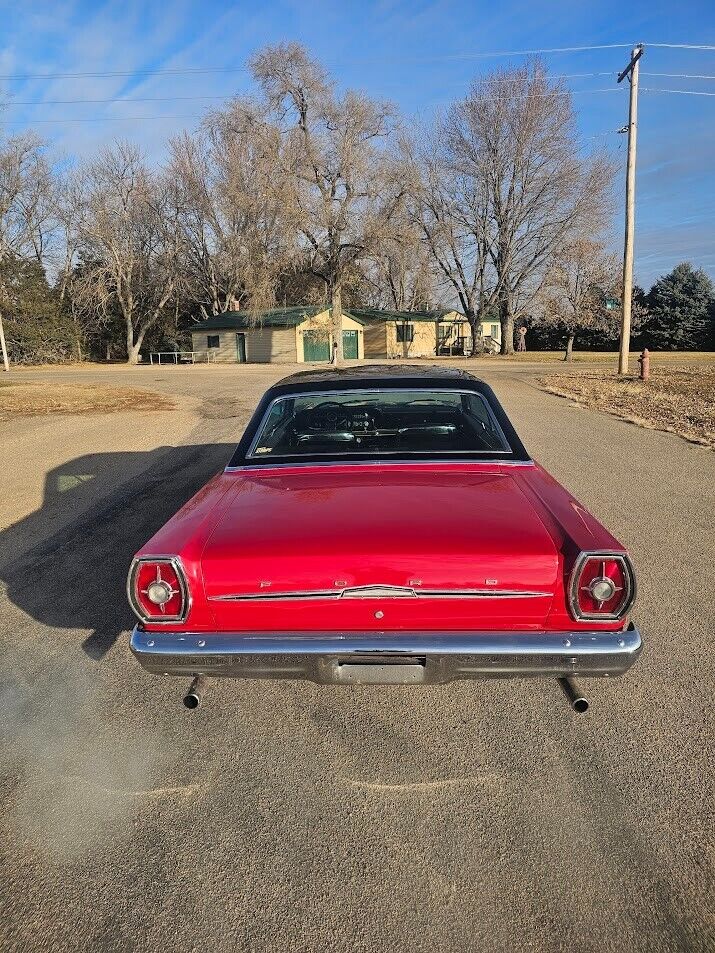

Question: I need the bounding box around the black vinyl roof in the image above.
[274,363,482,388]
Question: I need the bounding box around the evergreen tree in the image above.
[643,263,714,350]
[1,256,75,364]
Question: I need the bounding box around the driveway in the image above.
[1,361,713,952]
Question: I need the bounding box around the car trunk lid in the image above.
[201,466,558,630]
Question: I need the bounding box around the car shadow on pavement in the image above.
[0,443,235,661]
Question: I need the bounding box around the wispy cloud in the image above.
[1,0,261,160]
[1,0,713,283]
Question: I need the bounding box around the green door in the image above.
[236,333,247,362]
[303,332,330,362]
[342,329,358,359]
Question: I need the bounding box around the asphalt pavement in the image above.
[1,360,713,952]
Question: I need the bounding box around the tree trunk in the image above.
[564,333,575,362]
[466,312,481,357]
[331,283,344,365]
[499,295,514,355]
[0,310,10,372]
[73,319,83,363]
[127,341,142,365]
[126,323,142,365]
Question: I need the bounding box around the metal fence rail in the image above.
[148,351,215,365]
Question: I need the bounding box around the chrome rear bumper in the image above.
[130,624,642,684]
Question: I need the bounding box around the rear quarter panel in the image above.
[133,472,238,630]
[515,463,630,631]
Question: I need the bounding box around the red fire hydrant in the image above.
[638,349,650,381]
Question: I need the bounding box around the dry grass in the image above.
[539,364,715,449]
[0,382,174,420]
[438,350,715,366]
[494,350,715,364]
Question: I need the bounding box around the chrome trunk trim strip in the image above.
[208,585,552,602]
[225,459,536,472]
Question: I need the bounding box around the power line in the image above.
[0,44,635,82]
[0,66,247,81]
[400,44,634,60]
[2,87,630,121]
[11,85,715,125]
[412,83,715,101]
[3,75,620,106]
[5,78,714,110]
[555,72,617,77]
[642,72,715,79]
[558,88,623,94]
[583,129,623,138]
[0,41,712,85]
[2,57,715,125]
[642,87,715,96]
[3,114,204,123]
[3,94,231,106]
[644,42,715,50]
[6,89,628,122]
[2,41,714,88]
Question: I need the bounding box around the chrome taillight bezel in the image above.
[568,551,636,622]
[127,556,190,624]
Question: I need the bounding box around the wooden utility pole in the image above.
[617,43,644,375]
[0,313,8,372]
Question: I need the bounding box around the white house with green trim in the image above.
[190,306,501,364]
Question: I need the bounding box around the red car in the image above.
[128,366,641,712]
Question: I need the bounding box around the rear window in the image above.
[247,389,511,459]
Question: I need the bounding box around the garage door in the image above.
[343,330,358,359]
[303,332,330,362]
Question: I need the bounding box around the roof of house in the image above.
[347,307,464,323]
[192,306,328,332]
[191,306,465,333]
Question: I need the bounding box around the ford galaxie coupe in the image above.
[128,366,641,712]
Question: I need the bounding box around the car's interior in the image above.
[249,389,511,457]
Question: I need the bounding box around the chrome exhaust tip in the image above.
[183,675,207,710]
[558,676,589,713]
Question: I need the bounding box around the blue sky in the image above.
[0,0,713,288]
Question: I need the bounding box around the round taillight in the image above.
[589,577,617,603]
[128,558,188,622]
[146,580,175,606]
[569,552,635,621]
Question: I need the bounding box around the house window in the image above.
[490,324,499,340]
[207,334,220,349]
[396,323,414,343]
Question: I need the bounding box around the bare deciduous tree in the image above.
[53,170,93,361]
[72,142,181,364]
[250,42,405,362]
[405,124,492,351]
[538,237,621,361]
[168,100,294,321]
[413,64,615,355]
[355,195,437,314]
